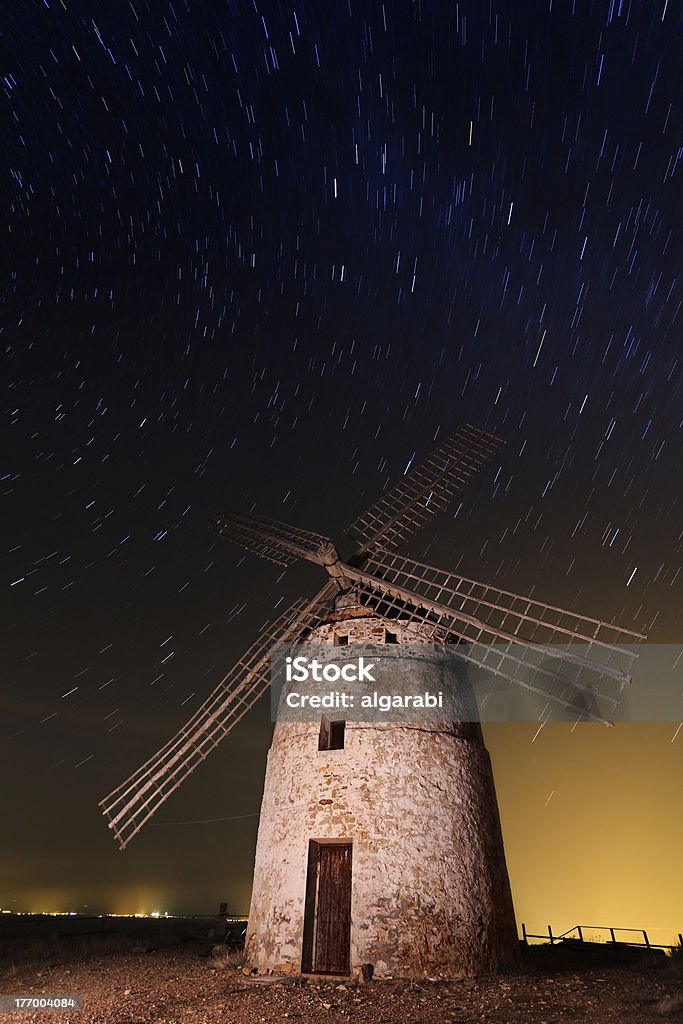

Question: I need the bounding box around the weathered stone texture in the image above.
[245,617,520,978]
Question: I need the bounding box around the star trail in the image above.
[1,1,681,929]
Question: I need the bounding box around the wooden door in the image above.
[302,841,352,974]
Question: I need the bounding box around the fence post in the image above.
[577,926,583,943]
[548,924,554,945]
[522,922,528,945]
[643,931,650,948]
[609,928,616,944]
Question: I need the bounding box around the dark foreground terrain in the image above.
[1,938,682,1023]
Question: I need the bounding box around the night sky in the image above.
[2,1,681,939]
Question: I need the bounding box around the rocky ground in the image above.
[1,942,682,1023]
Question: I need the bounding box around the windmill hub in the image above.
[317,540,347,581]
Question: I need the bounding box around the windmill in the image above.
[100,422,644,978]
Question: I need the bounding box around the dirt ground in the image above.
[1,943,682,1024]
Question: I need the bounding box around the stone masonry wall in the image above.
[245,617,519,978]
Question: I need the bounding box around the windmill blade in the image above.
[100,583,337,850]
[214,509,333,567]
[348,423,504,555]
[343,553,645,724]
[363,548,645,654]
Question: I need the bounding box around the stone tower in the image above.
[245,611,520,979]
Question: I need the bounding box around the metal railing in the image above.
[521,923,682,952]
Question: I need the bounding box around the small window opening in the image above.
[385,630,399,644]
[319,718,346,750]
[334,633,349,646]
